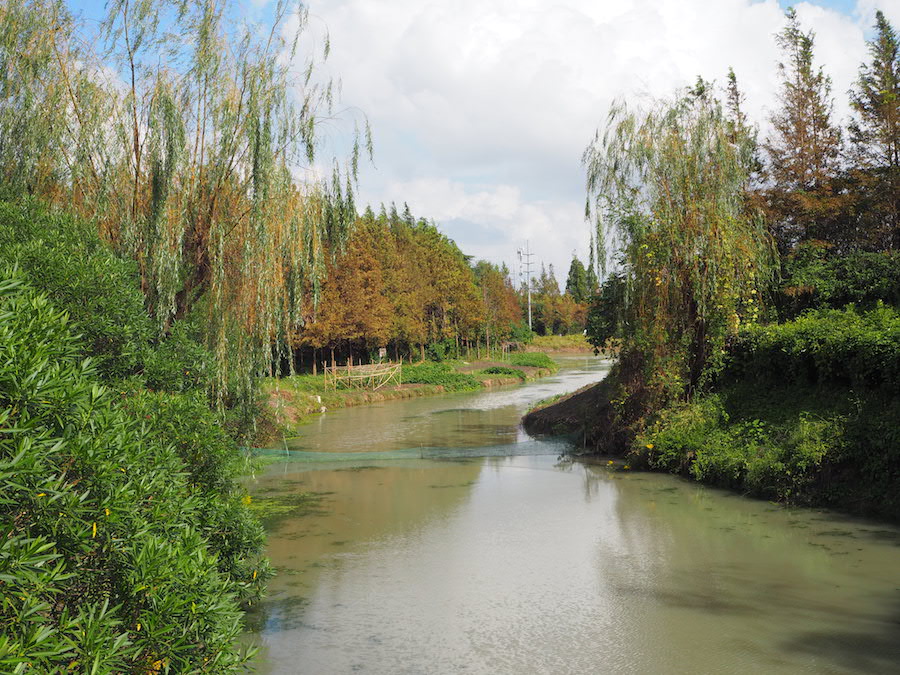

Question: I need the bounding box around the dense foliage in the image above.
[0,274,267,672]
[0,199,213,394]
[636,373,900,519]
[584,87,772,414]
[0,200,267,670]
[0,0,369,407]
[778,244,900,317]
[729,306,900,391]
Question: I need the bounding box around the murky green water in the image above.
[246,356,900,674]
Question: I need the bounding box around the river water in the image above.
[245,355,900,674]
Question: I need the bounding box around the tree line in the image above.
[583,7,900,451]
[289,203,594,371]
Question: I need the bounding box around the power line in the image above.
[517,240,534,330]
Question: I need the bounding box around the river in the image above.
[245,355,900,674]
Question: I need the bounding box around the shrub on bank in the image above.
[0,274,268,672]
[0,198,214,394]
[729,305,900,392]
[636,377,900,519]
[479,366,527,380]
[508,352,557,370]
[402,362,482,391]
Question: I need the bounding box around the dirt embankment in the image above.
[521,375,631,455]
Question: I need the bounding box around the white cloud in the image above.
[294,0,879,284]
[379,177,585,279]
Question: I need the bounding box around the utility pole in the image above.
[517,240,534,330]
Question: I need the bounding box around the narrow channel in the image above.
[245,355,900,674]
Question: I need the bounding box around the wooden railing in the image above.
[324,362,402,390]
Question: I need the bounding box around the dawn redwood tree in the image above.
[764,8,842,250]
[474,260,522,349]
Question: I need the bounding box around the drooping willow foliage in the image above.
[583,89,774,404]
[0,0,370,406]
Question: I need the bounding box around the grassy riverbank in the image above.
[524,306,900,521]
[525,333,593,352]
[261,355,557,442]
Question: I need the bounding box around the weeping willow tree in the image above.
[583,86,773,412]
[0,0,369,405]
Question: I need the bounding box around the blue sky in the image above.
[65,0,898,285]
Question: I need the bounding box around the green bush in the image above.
[0,274,268,672]
[508,352,557,370]
[509,322,536,344]
[0,198,214,394]
[142,317,215,394]
[639,393,845,503]
[479,366,527,380]
[729,305,900,392]
[425,338,457,362]
[779,244,900,318]
[402,362,481,391]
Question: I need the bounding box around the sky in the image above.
[68,0,900,288]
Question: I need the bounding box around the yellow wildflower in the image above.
[91,522,97,538]
[36,493,46,498]
[645,443,654,449]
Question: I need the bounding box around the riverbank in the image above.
[524,333,594,353]
[261,356,557,443]
[524,308,900,522]
[244,357,900,675]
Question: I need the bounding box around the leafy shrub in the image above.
[479,366,527,380]
[142,317,214,393]
[729,305,900,392]
[0,198,214,394]
[402,362,481,391]
[638,393,845,503]
[425,338,458,362]
[0,274,267,672]
[508,352,557,370]
[509,322,536,344]
[779,244,900,318]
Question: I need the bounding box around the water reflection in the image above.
[246,357,900,674]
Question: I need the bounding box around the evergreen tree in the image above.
[849,10,900,249]
[565,255,589,303]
